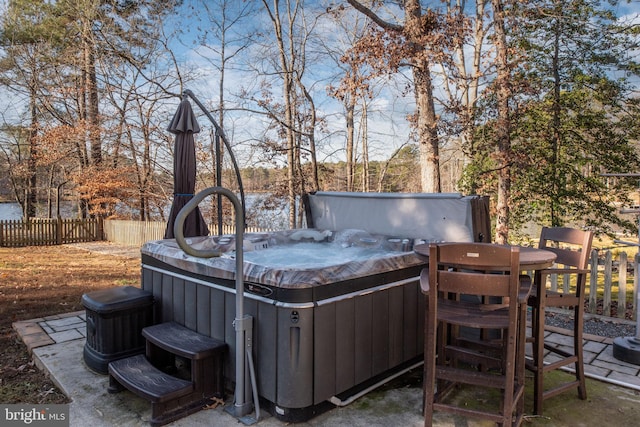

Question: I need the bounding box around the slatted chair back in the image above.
[527,226,594,415]
[423,242,527,426]
[538,226,593,295]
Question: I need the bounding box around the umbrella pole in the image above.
[174,187,259,424]
[215,131,223,235]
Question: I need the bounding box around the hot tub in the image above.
[140,192,490,422]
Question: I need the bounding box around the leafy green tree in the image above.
[461,0,640,238]
[509,0,640,235]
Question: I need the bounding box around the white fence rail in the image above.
[588,249,639,320]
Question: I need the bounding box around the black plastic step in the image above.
[108,354,193,402]
[142,321,226,360]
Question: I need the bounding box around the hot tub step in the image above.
[108,354,193,402]
[108,322,227,426]
[142,321,226,360]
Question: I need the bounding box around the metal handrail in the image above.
[174,187,259,422]
[182,89,246,233]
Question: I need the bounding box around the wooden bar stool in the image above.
[526,227,594,414]
[422,242,531,426]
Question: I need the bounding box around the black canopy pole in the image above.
[182,89,246,231]
[215,130,223,236]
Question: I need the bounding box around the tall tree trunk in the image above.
[451,0,486,190]
[361,100,369,192]
[406,0,440,193]
[492,0,511,244]
[413,61,441,193]
[550,1,563,227]
[27,84,38,219]
[346,96,355,191]
[269,0,297,228]
[83,22,101,166]
[347,0,442,193]
[298,79,320,193]
[81,10,100,219]
[263,0,309,228]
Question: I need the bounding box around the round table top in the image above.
[413,243,557,270]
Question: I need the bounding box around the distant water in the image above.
[0,195,285,226]
[0,201,79,220]
[0,202,22,220]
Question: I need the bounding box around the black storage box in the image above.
[82,286,154,374]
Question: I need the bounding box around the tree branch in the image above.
[345,0,404,32]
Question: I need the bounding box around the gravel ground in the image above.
[543,309,637,338]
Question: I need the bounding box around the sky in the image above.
[165,0,417,167]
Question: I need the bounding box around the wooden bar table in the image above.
[413,243,557,271]
[413,242,557,330]
[413,242,557,374]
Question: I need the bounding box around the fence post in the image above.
[96,217,104,241]
[589,249,598,314]
[618,251,628,319]
[56,217,62,245]
[604,250,613,317]
[635,253,639,322]
[550,268,558,292]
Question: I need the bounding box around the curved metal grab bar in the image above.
[182,89,246,233]
[173,187,256,419]
[174,186,244,258]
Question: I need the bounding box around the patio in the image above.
[13,309,640,426]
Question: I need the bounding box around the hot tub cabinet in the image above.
[140,192,489,422]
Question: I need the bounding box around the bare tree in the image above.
[347,0,443,192]
[256,0,323,227]
[170,1,259,227]
[435,0,488,192]
[325,6,374,191]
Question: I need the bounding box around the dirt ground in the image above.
[0,244,140,404]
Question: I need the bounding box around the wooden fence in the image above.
[102,219,274,247]
[102,220,166,245]
[588,249,639,320]
[0,218,103,247]
[534,248,638,320]
[0,218,275,248]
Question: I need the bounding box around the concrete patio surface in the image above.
[15,311,425,426]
